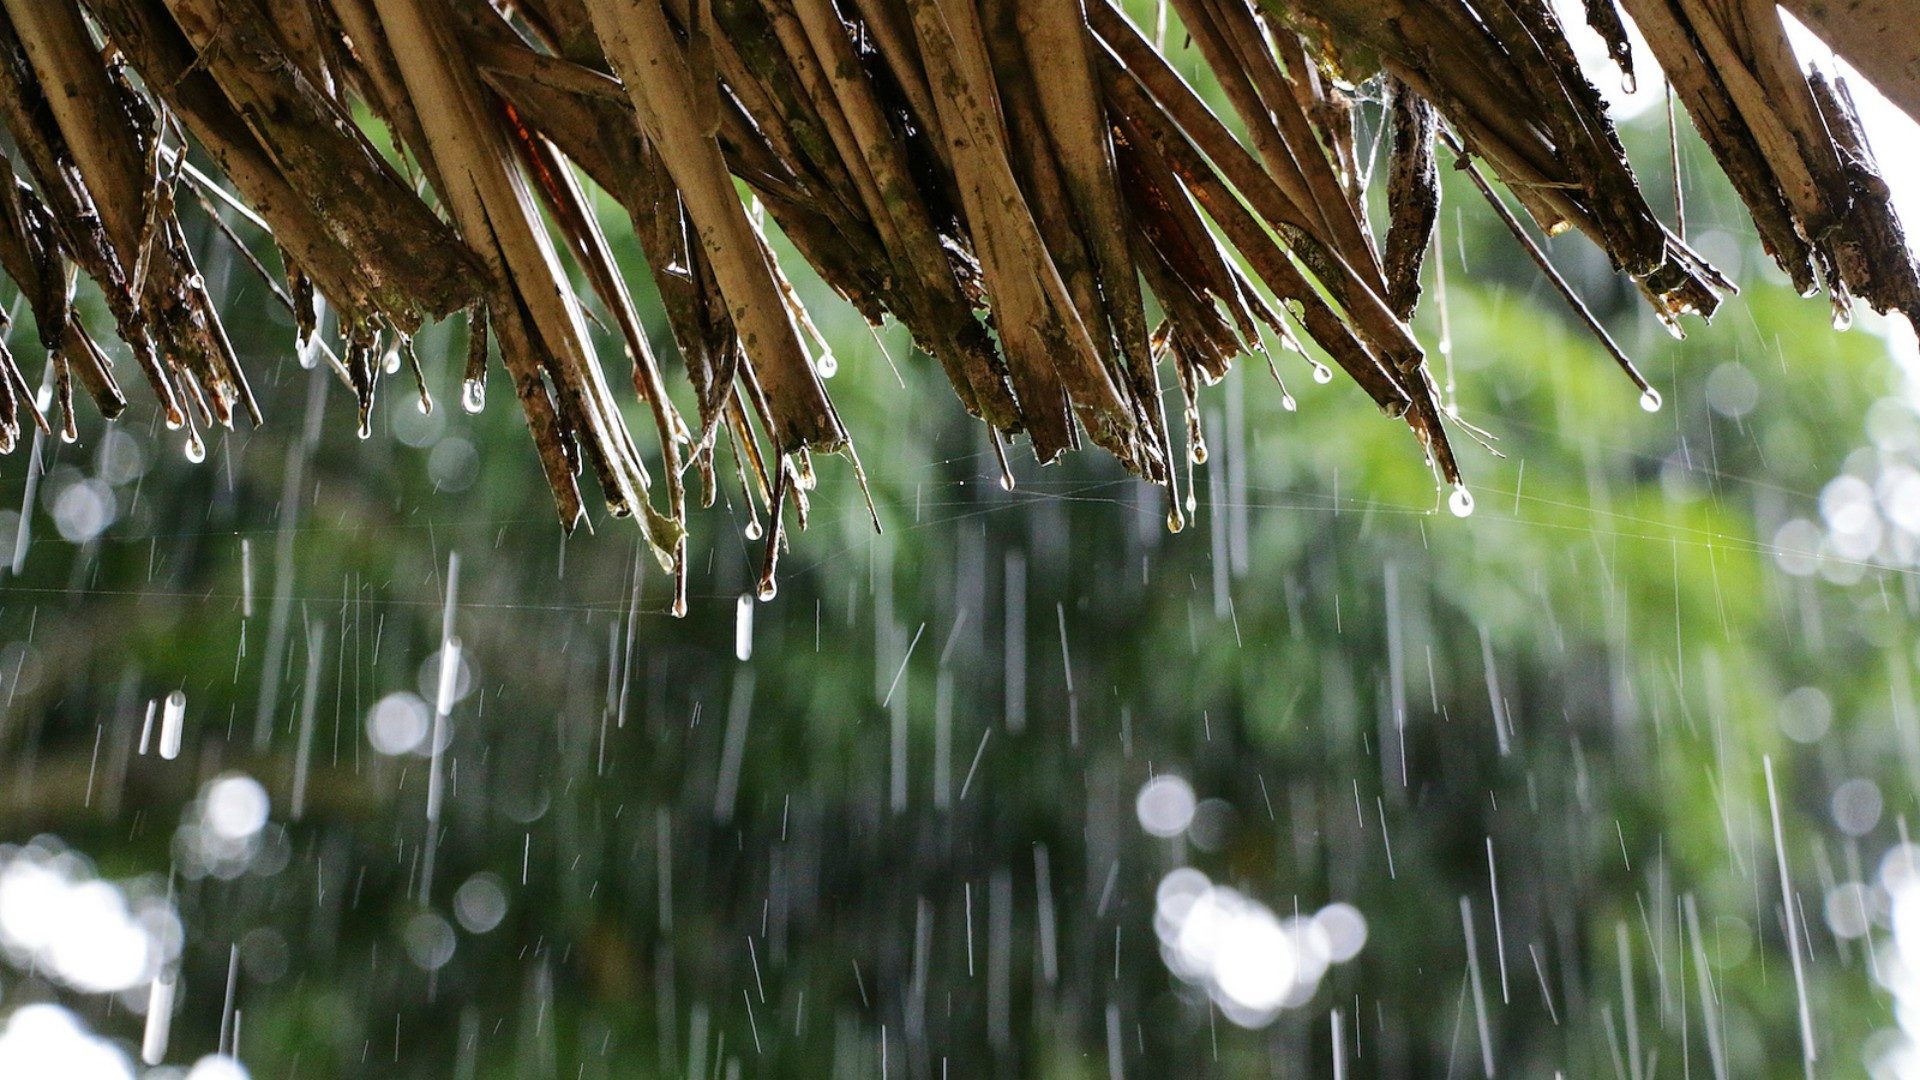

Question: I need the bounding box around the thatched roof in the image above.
[0,0,1916,605]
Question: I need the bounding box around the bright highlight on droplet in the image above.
[366,691,431,756]
[1639,387,1663,412]
[461,378,486,414]
[1153,868,1368,1029]
[1311,363,1333,385]
[1136,775,1197,838]
[454,872,509,934]
[1448,486,1475,518]
[202,774,269,841]
[0,1004,135,1079]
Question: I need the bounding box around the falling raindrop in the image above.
[142,971,177,1065]
[159,691,186,760]
[735,593,754,661]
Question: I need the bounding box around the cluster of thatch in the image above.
[0,0,1915,605]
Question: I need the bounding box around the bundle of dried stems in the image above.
[0,0,1915,605]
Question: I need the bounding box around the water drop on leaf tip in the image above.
[1639,388,1663,413]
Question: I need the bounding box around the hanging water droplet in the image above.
[744,519,763,541]
[1622,71,1638,95]
[59,417,77,444]
[164,407,185,431]
[1832,304,1853,332]
[1280,393,1297,412]
[183,431,206,463]
[461,379,486,414]
[999,470,1015,492]
[1189,437,1208,465]
[356,415,373,439]
[757,576,778,602]
[1166,508,1185,533]
[1312,363,1333,385]
[1639,387,1663,413]
[1448,485,1475,518]
[816,352,838,378]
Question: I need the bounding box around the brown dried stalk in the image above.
[0,0,1912,596]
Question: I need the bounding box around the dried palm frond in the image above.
[0,0,1914,600]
